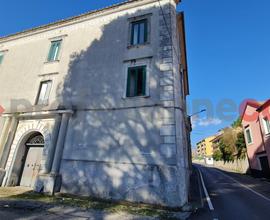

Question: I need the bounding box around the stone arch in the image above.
[4,120,52,187]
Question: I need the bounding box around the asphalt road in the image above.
[192,164,270,220]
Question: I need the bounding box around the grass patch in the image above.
[3,191,179,219]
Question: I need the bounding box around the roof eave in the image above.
[0,0,158,43]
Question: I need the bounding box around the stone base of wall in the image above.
[60,160,186,208]
[0,168,6,186]
[34,173,62,194]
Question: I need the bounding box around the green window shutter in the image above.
[142,66,146,95]
[134,68,138,96]
[126,66,147,97]
[47,42,55,61]
[246,129,252,143]
[0,54,3,64]
[126,68,131,97]
[267,120,270,133]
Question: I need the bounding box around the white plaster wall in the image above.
[0,0,164,113]
[0,0,189,207]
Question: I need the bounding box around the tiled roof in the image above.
[256,99,270,112]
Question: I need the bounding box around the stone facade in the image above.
[0,0,191,207]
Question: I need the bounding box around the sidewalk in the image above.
[0,202,157,220]
[187,166,212,220]
[189,166,203,210]
[0,187,191,220]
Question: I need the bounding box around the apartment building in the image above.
[196,135,215,158]
[241,100,270,178]
[0,0,191,207]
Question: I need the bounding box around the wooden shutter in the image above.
[126,68,131,97]
[134,68,138,96]
[0,54,3,64]
[142,66,146,95]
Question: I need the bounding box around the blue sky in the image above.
[1,0,269,146]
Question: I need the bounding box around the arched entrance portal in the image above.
[19,133,44,187]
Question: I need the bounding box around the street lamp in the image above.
[189,109,206,117]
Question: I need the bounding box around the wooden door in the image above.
[20,147,43,187]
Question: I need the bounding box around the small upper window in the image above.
[126,66,146,97]
[131,19,148,45]
[245,127,253,144]
[47,40,62,62]
[263,118,270,135]
[0,53,4,65]
[36,81,52,105]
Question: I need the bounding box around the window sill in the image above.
[122,95,150,100]
[127,42,150,49]
[44,60,60,64]
[35,103,49,107]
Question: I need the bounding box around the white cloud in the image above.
[198,118,222,126]
[191,116,222,128]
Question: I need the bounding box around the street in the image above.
[191,164,270,220]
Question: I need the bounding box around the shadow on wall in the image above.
[55,5,185,207]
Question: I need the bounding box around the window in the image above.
[131,19,148,45]
[47,40,62,62]
[36,81,52,105]
[0,53,4,64]
[245,127,253,144]
[126,66,146,97]
[263,118,270,135]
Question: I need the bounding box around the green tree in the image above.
[218,140,234,162]
[213,148,222,161]
[231,117,242,128]
[235,131,247,159]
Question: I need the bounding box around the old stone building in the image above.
[0,0,190,207]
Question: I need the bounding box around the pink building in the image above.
[241,100,270,178]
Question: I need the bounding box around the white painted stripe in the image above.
[198,167,215,211]
[215,169,270,203]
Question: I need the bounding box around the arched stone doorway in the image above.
[2,119,53,188]
[19,133,44,187]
